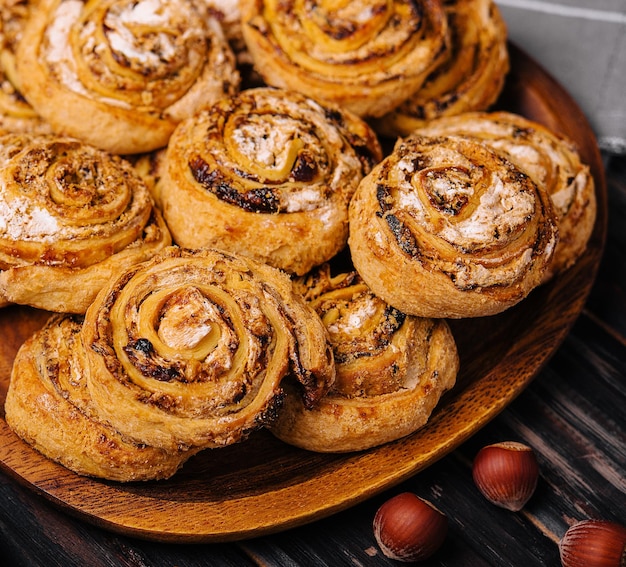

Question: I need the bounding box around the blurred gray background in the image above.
[495,0,625,154]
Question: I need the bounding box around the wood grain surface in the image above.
[0,43,610,545]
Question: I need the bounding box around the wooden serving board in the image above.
[0,43,608,543]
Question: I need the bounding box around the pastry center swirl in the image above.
[102,258,291,415]
[300,0,391,51]
[264,0,433,75]
[0,134,153,267]
[48,0,207,109]
[369,135,558,291]
[185,94,368,214]
[42,147,133,224]
[389,143,536,253]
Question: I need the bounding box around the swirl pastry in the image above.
[375,0,509,137]
[0,133,171,313]
[15,0,240,154]
[270,264,459,452]
[0,0,53,135]
[158,87,382,275]
[5,314,197,481]
[348,134,559,318]
[81,246,335,451]
[240,0,449,118]
[415,111,596,281]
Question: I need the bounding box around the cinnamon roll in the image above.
[348,134,559,318]
[158,87,382,275]
[5,314,197,481]
[81,246,335,452]
[0,133,171,313]
[240,0,449,118]
[270,264,459,452]
[415,111,596,281]
[15,0,240,154]
[375,0,509,137]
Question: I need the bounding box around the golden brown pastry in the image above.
[158,87,382,275]
[348,134,559,318]
[0,0,53,135]
[270,264,459,452]
[5,314,197,482]
[375,0,509,137]
[240,0,449,118]
[15,0,240,154]
[415,111,596,281]
[205,0,247,62]
[0,133,171,313]
[128,148,168,209]
[81,246,335,452]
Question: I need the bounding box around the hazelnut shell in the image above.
[472,441,539,511]
[373,492,448,562]
[559,519,626,567]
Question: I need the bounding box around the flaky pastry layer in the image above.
[348,134,559,318]
[15,0,240,153]
[240,0,449,118]
[271,265,459,452]
[158,87,382,275]
[415,111,596,281]
[5,314,197,482]
[0,133,171,313]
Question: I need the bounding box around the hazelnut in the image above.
[559,519,626,567]
[373,492,448,562]
[472,441,539,511]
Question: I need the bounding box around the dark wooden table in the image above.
[0,149,624,566]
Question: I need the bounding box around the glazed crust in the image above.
[414,111,596,281]
[15,0,240,154]
[5,314,197,482]
[270,265,459,452]
[376,0,509,137]
[348,134,559,318]
[158,87,382,275]
[240,0,449,118]
[0,133,171,313]
[81,246,335,452]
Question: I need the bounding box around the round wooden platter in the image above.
[0,43,608,543]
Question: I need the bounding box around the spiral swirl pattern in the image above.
[16,0,240,153]
[82,247,335,451]
[416,111,596,281]
[5,314,196,481]
[377,0,509,136]
[0,133,171,313]
[348,134,559,318]
[271,264,459,452]
[240,0,448,117]
[159,87,382,275]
